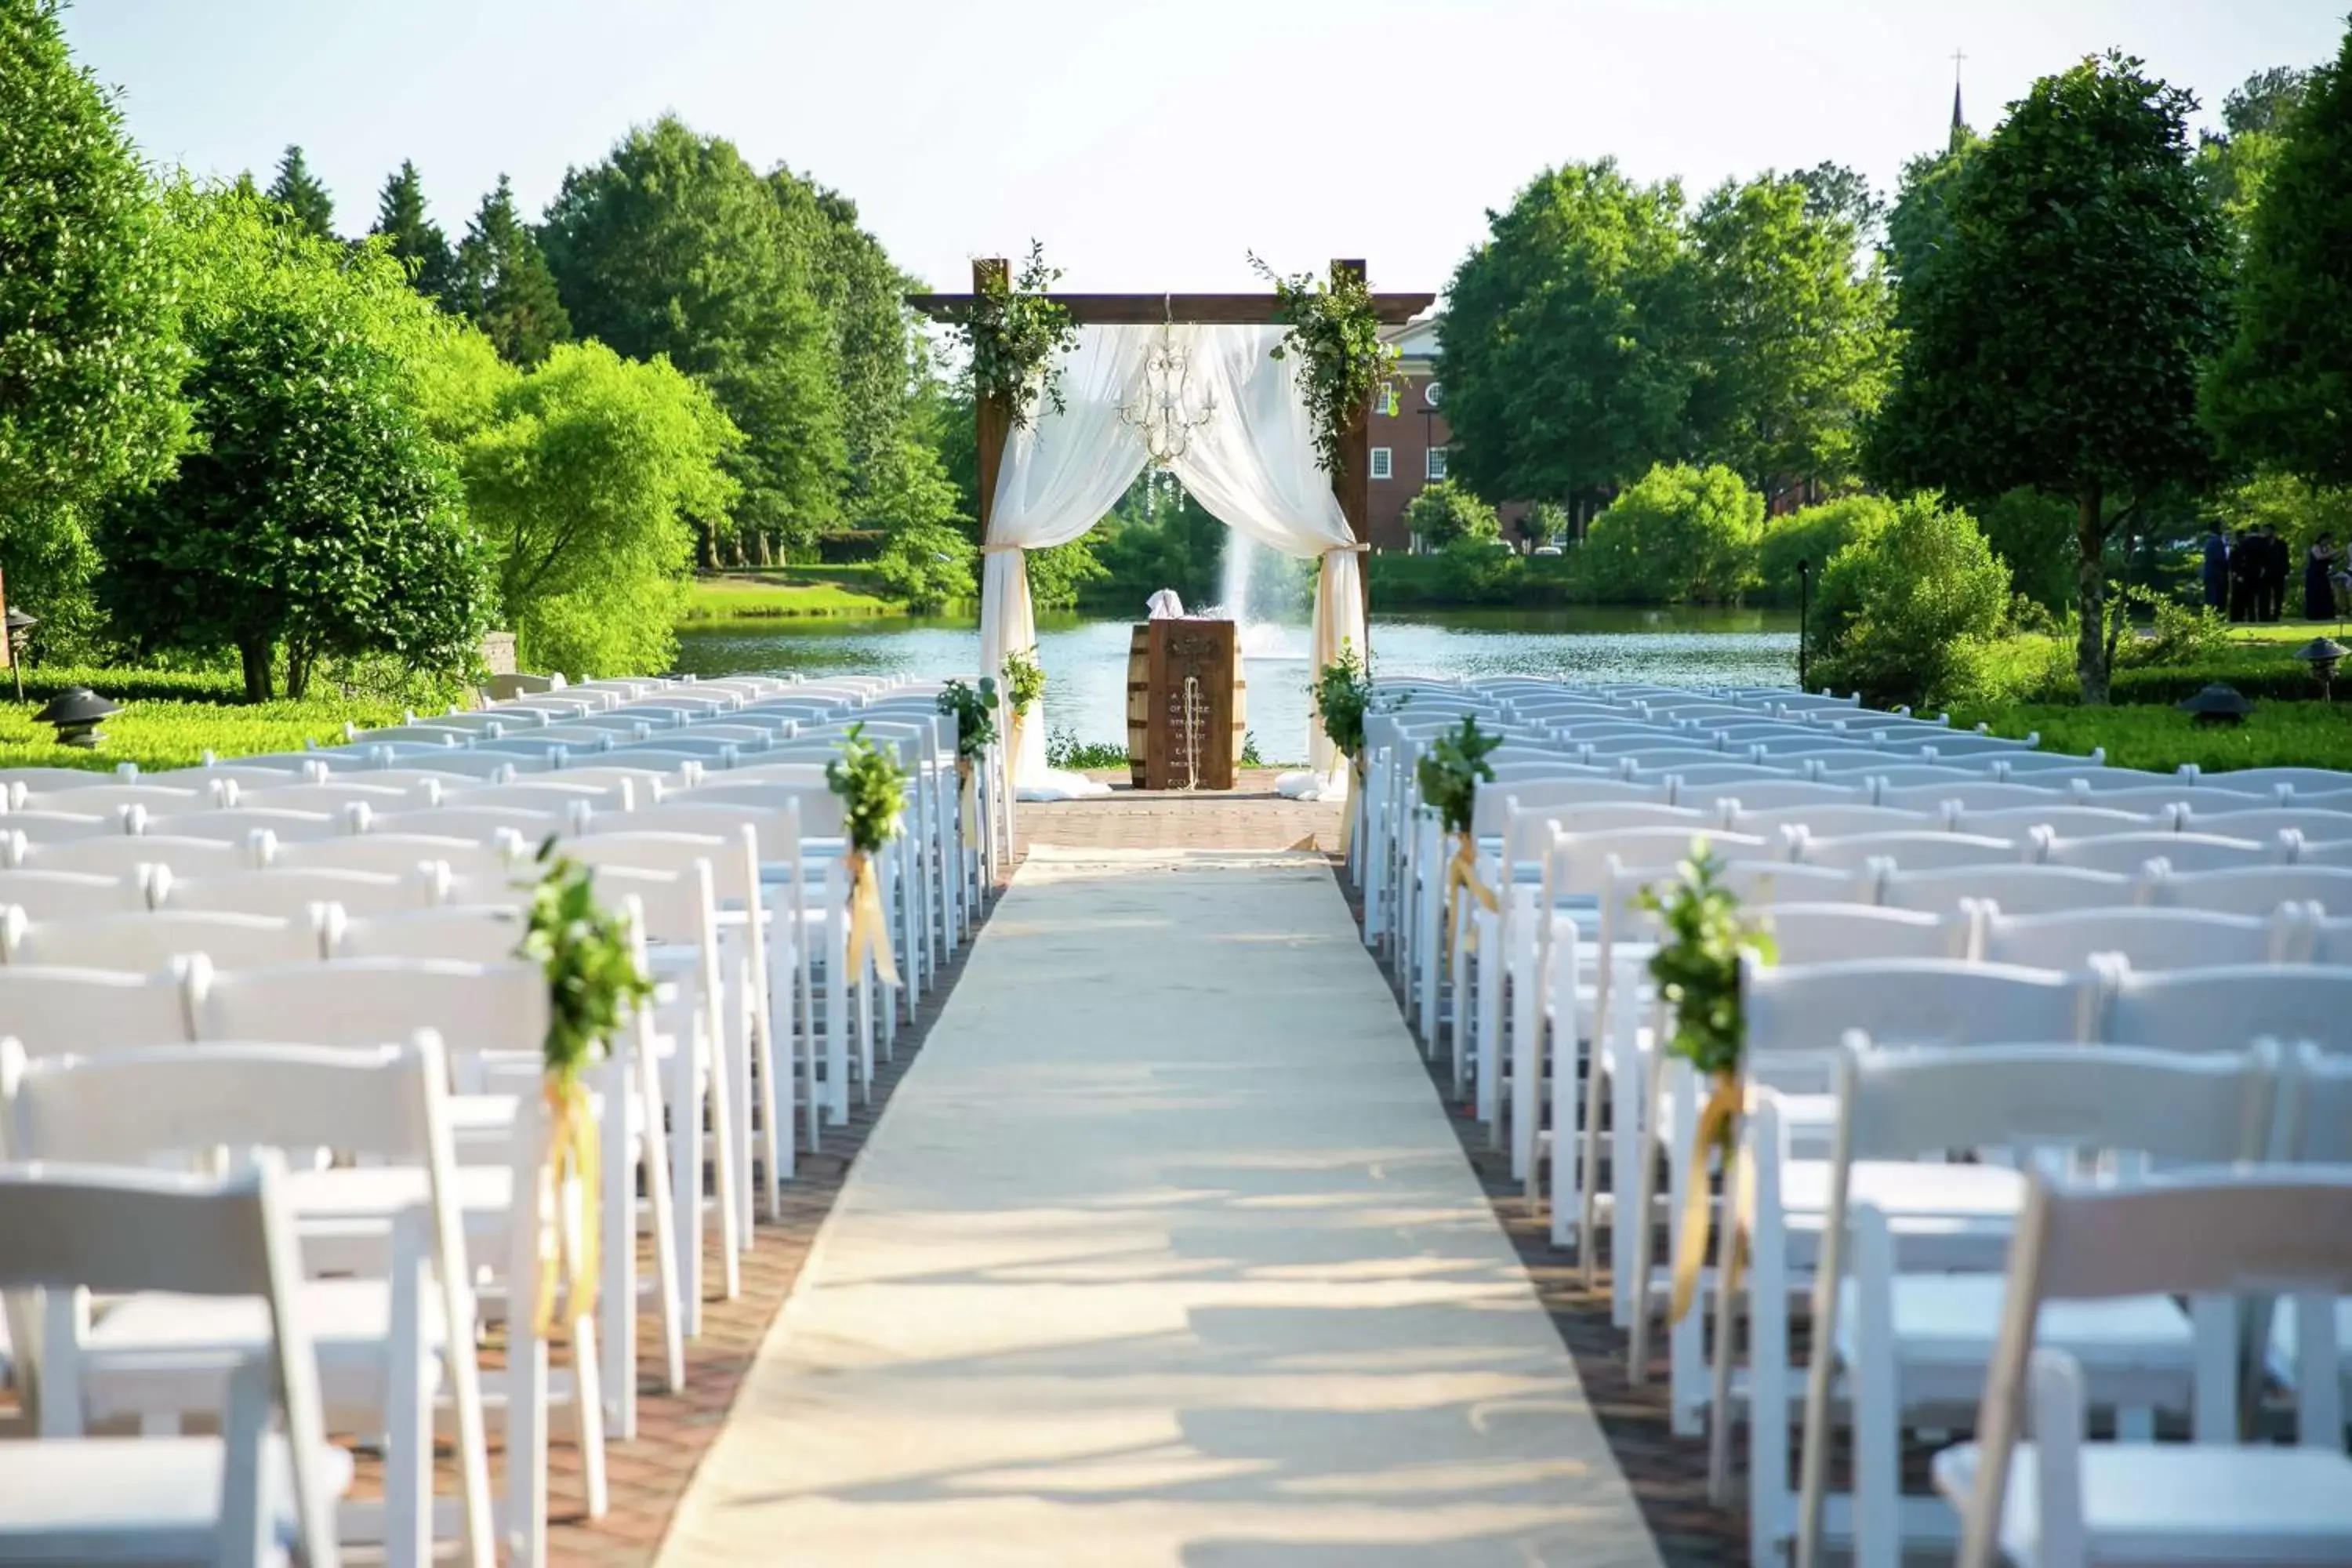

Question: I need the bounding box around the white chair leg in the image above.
[386,1220,432,1568]
[571,1315,608,1520]
[665,1029,702,1339]
[636,1033,685,1392]
[703,1008,742,1302]
[599,1054,637,1440]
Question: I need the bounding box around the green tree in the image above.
[784,177,920,499]
[1974,487,2080,611]
[1755,493,1891,605]
[452,175,571,368]
[1575,462,1762,604]
[2203,27,2352,489]
[1439,160,1701,509]
[1813,493,2012,709]
[96,187,491,699]
[1,0,191,625]
[1688,172,1894,503]
[862,436,972,614]
[1882,129,1980,289]
[1792,161,1885,248]
[371,159,457,304]
[264,143,336,239]
[1404,479,1501,548]
[461,339,737,676]
[541,117,843,558]
[1865,53,2229,702]
[2195,66,2310,230]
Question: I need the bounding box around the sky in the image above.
[63,0,2348,301]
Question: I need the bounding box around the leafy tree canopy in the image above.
[1438,160,1701,504]
[2202,26,2352,488]
[0,0,190,543]
[540,115,844,552]
[462,339,737,676]
[1813,492,2013,710]
[455,174,572,367]
[1865,52,2228,701]
[97,187,491,699]
[1881,128,1980,289]
[264,143,336,240]
[1404,479,1501,549]
[1687,172,1894,500]
[1755,493,1891,606]
[1574,462,1762,604]
[1792,161,1885,249]
[372,159,457,305]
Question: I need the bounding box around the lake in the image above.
[673,606,1800,763]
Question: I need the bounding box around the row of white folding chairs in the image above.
[0,971,641,1567]
[1623,953,2352,1564]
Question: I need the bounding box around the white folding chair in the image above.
[1,909,324,970]
[266,832,522,884]
[1974,903,2289,971]
[2039,829,2278,875]
[1880,863,2141,918]
[1950,804,2176,838]
[0,868,150,920]
[152,808,350,845]
[16,833,250,881]
[154,866,439,917]
[16,783,210,817]
[2,1039,495,1567]
[1942,1170,2352,1568]
[2100,960,2352,1054]
[0,964,192,1058]
[2143,862,2352,915]
[0,809,129,845]
[0,1160,343,1568]
[1790,830,2020,873]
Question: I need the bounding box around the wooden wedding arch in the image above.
[908,259,1436,625]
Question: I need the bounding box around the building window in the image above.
[1425,446,1448,481]
[1369,447,1392,481]
[1374,387,1398,417]
[1425,380,1443,408]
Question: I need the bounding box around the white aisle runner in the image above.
[656,848,1664,1567]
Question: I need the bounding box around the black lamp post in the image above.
[34,686,119,748]
[1796,558,1811,692]
[3,607,33,702]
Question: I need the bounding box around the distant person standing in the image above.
[2263,524,2292,621]
[2307,534,2341,622]
[2201,521,2230,613]
[2230,528,2260,622]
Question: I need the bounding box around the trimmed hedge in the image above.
[13,664,247,705]
[1960,701,2352,774]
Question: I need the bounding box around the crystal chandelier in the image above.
[1118,317,1217,467]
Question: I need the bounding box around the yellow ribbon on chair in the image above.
[956,755,979,847]
[1444,830,1498,956]
[844,848,901,988]
[1668,1070,1748,1324]
[1337,756,1363,859]
[533,1071,602,1338]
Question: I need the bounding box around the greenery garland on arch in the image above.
[1250,253,1403,481]
[950,240,1080,430]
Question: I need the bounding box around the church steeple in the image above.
[1949,49,1969,151]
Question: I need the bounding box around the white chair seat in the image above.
[1780,1159,2026,1230]
[1933,1441,2352,1566]
[1837,1274,2192,1372]
[0,1435,354,1564]
[285,1164,511,1234]
[82,1278,448,1418]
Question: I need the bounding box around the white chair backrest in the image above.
[1879,863,2139,917]
[18,783,208,815]
[191,957,546,1060]
[0,964,191,1055]
[153,806,348,844]
[372,804,585,844]
[326,905,529,964]
[1501,797,1702,861]
[2039,829,2274,876]
[387,750,537,780]
[2290,835,2352,866]
[1675,779,1868,813]
[3,909,322,971]
[230,781,434,814]
[265,831,521,883]
[1724,804,1943,839]
[1951,804,2176,838]
[1761,902,1962,964]
[155,866,437,917]
[2178,807,2352,840]
[1975,904,2285,972]
[365,767,508,793]
[2281,1041,2352,1161]
[16,833,251,880]
[0,869,148,920]
[0,1160,339,1565]
[2186,765,2352,797]
[440,780,633,815]
[0,808,126,844]
[533,764,688,801]
[1858,766,1986,791]
[1875,781,2071,814]
[566,828,757,909]
[1548,826,1768,900]
[2100,961,2352,1055]
[2144,863,2352,916]
[1790,829,2019,873]
[1745,956,2092,1063]
[600,746,728,775]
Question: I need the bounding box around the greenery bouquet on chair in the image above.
[517,836,653,1334]
[935,677,999,851]
[1635,845,1775,1324]
[1000,648,1044,780]
[827,724,907,988]
[1415,715,1503,959]
[1312,640,1374,853]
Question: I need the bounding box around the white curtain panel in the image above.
[980,322,1365,793]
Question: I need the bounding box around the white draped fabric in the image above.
[980,323,1365,798]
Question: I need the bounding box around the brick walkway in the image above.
[1022,769,1344,852]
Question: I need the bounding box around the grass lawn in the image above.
[680,569,902,621]
[0,695,402,774]
[1960,700,2352,775]
[2227,620,2352,645]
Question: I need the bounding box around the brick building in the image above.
[1366,313,1530,551]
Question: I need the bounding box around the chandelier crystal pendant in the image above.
[1118,314,1218,468]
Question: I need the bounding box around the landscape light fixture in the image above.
[33,686,120,748]
[2294,637,2347,701]
[2175,682,2254,729]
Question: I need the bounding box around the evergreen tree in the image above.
[371,159,456,304]
[265,143,337,239]
[454,176,571,367]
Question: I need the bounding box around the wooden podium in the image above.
[1124,619,1247,790]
